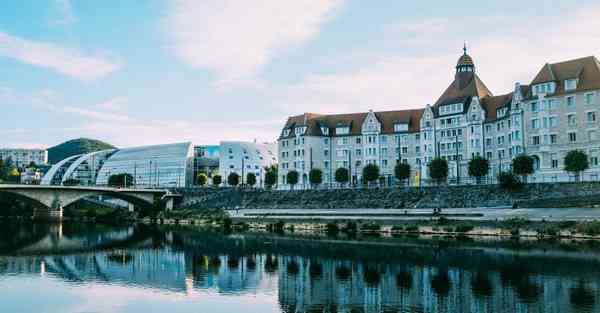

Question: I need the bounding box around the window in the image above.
[551,154,559,168]
[320,127,329,135]
[587,111,597,123]
[324,150,329,157]
[531,119,540,129]
[592,157,599,167]
[394,123,408,132]
[568,114,577,126]
[283,129,291,137]
[550,134,558,144]
[567,96,576,108]
[324,138,329,145]
[381,148,388,156]
[586,93,596,105]
[532,136,540,145]
[565,79,578,91]
[336,126,350,135]
[415,146,420,154]
[485,125,492,133]
[486,138,492,146]
[569,132,577,142]
[295,126,307,135]
[530,102,539,113]
[589,130,597,141]
[355,149,362,156]
[486,152,493,159]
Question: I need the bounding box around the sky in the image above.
[1,0,600,149]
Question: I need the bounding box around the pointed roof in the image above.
[434,73,493,108]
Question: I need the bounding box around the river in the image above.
[0,221,598,313]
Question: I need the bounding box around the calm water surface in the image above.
[0,222,599,313]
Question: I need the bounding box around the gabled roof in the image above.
[530,56,600,95]
[480,84,529,122]
[280,109,423,139]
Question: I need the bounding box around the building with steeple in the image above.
[277,47,600,188]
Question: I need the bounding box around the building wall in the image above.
[219,141,277,186]
[0,149,48,168]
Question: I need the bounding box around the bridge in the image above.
[0,184,179,219]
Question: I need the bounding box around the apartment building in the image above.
[278,48,600,187]
[0,148,48,168]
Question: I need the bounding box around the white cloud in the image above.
[275,5,600,114]
[97,97,127,111]
[52,0,77,25]
[0,31,120,80]
[165,0,344,86]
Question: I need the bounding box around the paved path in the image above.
[228,207,600,221]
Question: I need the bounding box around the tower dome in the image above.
[456,44,475,72]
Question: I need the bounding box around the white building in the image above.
[0,148,48,168]
[277,48,600,187]
[219,141,277,186]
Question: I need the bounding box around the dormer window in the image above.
[439,103,463,116]
[320,126,329,135]
[565,79,578,91]
[283,129,291,137]
[336,126,350,135]
[393,123,408,133]
[294,126,307,135]
[533,82,556,96]
[497,107,507,118]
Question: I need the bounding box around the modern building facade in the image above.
[42,142,194,188]
[219,141,277,186]
[193,145,220,183]
[0,148,48,168]
[278,48,600,187]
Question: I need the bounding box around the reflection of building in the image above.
[0,148,48,168]
[278,49,600,187]
[219,141,277,186]
[41,142,194,188]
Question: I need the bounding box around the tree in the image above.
[197,173,208,186]
[335,167,349,187]
[362,164,380,186]
[27,161,37,169]
[246,173,257,187]
[264,165,278,189]
[108,173,134,188]
[497,171,521,190]
[0,158,6,181]
[309,168,323,188]
[428,157,448,185]
[394,162,411,186]
[212,174,222,186]
[286,170,299,190]
[468,156,490,184]
[512,154,534,183]
[227,172,240,187]
[564,150,589,182]
[6,168,20,183]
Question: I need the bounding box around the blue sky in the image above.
[1,0,600,148]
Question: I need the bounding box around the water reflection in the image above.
[0,222,600,313]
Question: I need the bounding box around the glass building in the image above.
[42,142,194,188]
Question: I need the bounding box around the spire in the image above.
[463,42,467,55]
[456,44,475,73]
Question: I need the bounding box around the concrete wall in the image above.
[179,183,600,210]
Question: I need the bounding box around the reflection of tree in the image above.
[264,255,278,274]
[106,252,133,264]
[246,256,256,271]
[335,265,352,281]
[287,260,299,276]
[500,266,540,304]
[471,272,493,298]
[209,256,221,274]
[396,271,412,290]
[227,256,239,270]
[309,261,323,280]
[570,281,596,311]
[363,266,380,287]
[431,270,452,296]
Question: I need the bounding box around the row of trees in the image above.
[195,165,280,188]
[0,158,27,183]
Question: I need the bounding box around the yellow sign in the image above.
[414,170,420,187]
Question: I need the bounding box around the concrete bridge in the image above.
[0,184,178,219]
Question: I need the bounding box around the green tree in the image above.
[512,154,535,183]
[212,174,222,186]
[246,173,257,187]
[335,167,349,186]
[309,168,323,188]
[394,162,411,186]
[264,165,278,189]
[362,163,380,186]
[7,168,20,183]
[468,156,490,184]
[428,157,448,185]
[564,150,589,182]
[0,158,6,181]
[227,172,240,187]
[197,173,208,186]
[286,170,299,190]
[108,173,134,188]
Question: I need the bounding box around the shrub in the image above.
[428,157,448,185]
[455,224,474,233]
[212,175,222,186]
[512,154,535,183]
[326,222,339,235]
[576,221,600,236]
[246,173,257,187]
[362,164,380,185]
[227,172,240,186]
[394,162,411,185]
[360,223,381,232]
[405,225,419,232]
[197,173,208,186]
[335,167,349,186]
[309,168,323,188]
[286,170,299,189]
[497,171,521,190]
[564,150,589,182]
[264,165,278,189]
[468,156,490,184]
[342,221,358,233]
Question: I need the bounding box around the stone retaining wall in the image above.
[177,182,600,210]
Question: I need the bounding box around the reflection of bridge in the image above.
[0,184,178,219]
